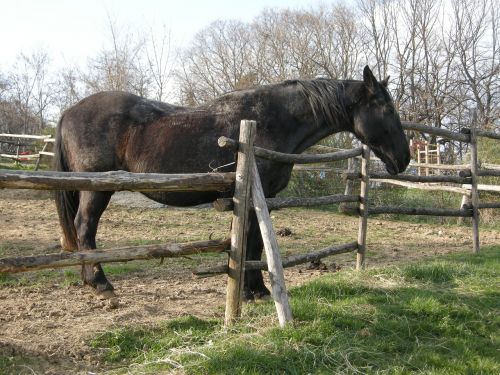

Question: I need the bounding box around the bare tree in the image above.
[146,25,174,101]
[6,50,54,133]
[54,67,83,114]
[358,0,393,79]
[176,20,255,105]
[82,16,151,96]
[449,0,499,130]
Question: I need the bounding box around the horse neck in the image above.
[277,80,357,154]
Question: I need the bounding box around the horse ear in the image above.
[380,75,390,88]
[363,65,378,93]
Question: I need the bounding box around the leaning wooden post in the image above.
[251,161,293,327]
[469,126,480,253]
[34,142,48,171]
[224,120,256,326]
[356,145,370,270]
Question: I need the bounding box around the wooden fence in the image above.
[0,119,498,328]
[0,133,54,170]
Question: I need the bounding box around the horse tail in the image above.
[53,114,79,251]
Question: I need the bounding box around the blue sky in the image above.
[0,0,323,69]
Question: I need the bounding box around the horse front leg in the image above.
[243,211,271,301]
[74,191,115,297]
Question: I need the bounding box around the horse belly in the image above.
[141,191,223,207]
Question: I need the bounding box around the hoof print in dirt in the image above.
[306,259,328,271]
[107,298,120,310]
[330,263,341,272]
[276,227,292,237]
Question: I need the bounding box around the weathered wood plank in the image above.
[224,120,256,327]
[356,145,370,270]
[38,151,55,156]
[478,169,500,177]
[193,241,358,276]
[1,154,39,160]
[369,206,472,217]
[475,129,500,140]
[470,128,480,253]
[218,136,363,164]
[0,133,53,140]
[0,169,235,192]
[410,162,471,171]
[401,122,470,142]
[462,184,500,193]
[245,241,358,270]
[251,161,293,326]
[213,194,359,212]
[478,202,500,209]
[0,239,230,274]
[372,179,472,195]
[367,173,470,184]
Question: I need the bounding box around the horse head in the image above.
[351,66,410,175]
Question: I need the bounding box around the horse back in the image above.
[58,91,175,172]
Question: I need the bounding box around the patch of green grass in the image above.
[401,261,472,283]
[0,273,18,286]
[62,269,80,286]
[89,246,500,374]
[103,263,145,277]
[0,267,82,288]
[91,316,218,364]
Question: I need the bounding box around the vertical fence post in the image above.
[469,126,480,253]
[251,161,293,327]
[225,120,256,327]
[15,140,20,167]
[339,157,354,214]
[417,145,422,175]
[424,143,429,176]
[356,145,370,270]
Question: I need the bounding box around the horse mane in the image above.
[291,79,350,128]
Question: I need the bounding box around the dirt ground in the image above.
[0,189,498,374]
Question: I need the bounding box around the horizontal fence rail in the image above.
[0,133,53,141]
[0,169,235,192]
[401,122,470,142]
[409,162,471,171]
[246,241,359,270]
[218,136,363,164]
[194,241,358,276]
[0,239,230,274]
[213,194,359,212]
[369,206,473,217]
[475,129,500,140]
[372,179,472,195]
[0,154,41,160]
[344,172,471,184]
[401,122,500,141]
[478,202,500,209]
[478,169,500,177]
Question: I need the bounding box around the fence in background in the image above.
[0,133,54,170]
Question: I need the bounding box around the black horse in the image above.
[54,66,410,299]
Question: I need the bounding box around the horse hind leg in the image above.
[244,211,271,301]
[74,191,114,296]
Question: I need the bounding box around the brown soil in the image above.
[0,190,498,374]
